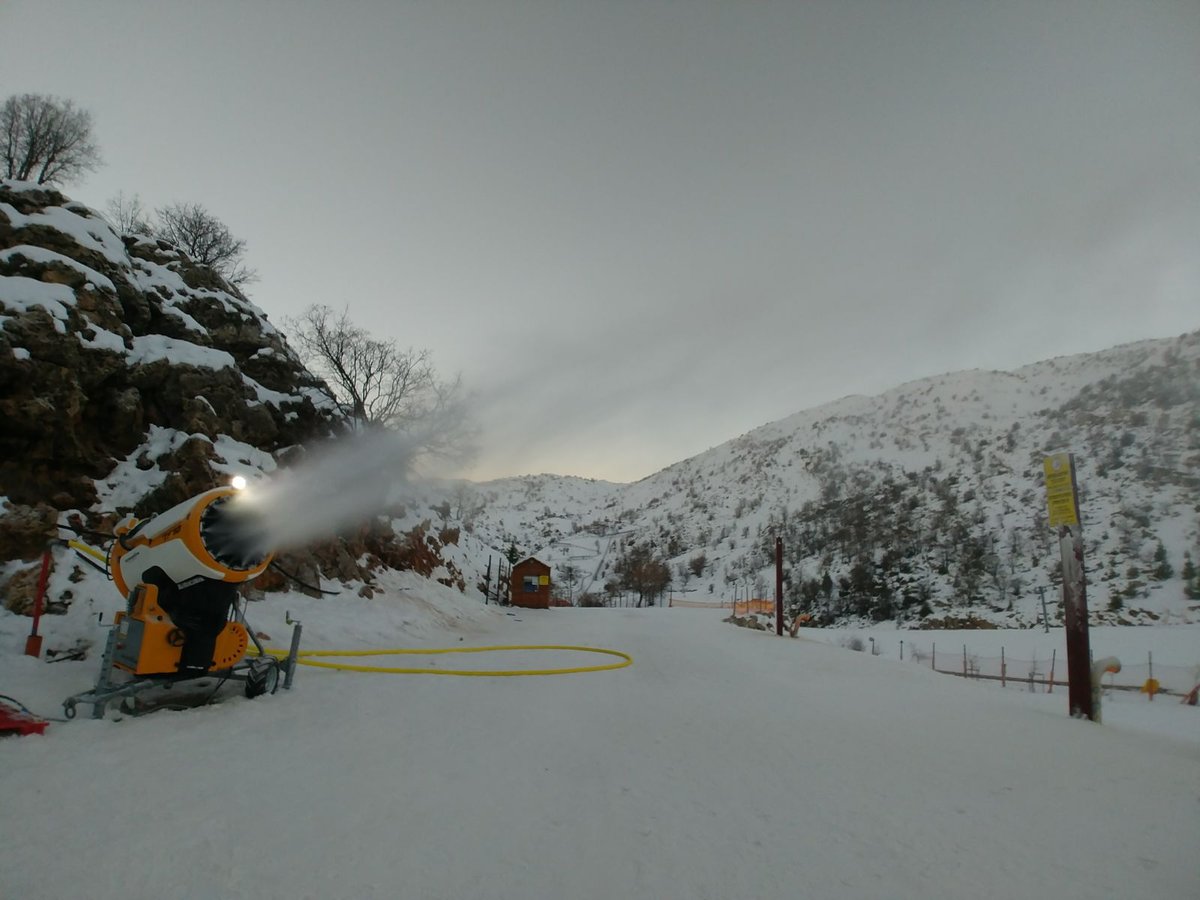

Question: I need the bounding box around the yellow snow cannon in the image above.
[65,482,302,720]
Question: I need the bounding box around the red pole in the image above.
[24,548,51,657]
[774,537,784,636]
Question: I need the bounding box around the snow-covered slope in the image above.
[454,331,1200,627]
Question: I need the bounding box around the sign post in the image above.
[1043,453,1094,721]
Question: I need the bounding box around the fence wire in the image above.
[912,647,1199,695]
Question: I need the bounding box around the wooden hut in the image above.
[511,557,552,609]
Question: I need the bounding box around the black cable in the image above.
[55,524,114,580]
[0,694,69,723]
[0,694,33,715]
[71,548,109,576]
[56,523,115,542]
[45,647,88,663]
[201,674,232,706]
[116,517,149,551]
[268,560,341,596]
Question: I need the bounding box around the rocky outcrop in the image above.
[258,519,467,599]
[0,179,464,609]
[1,180,339,519]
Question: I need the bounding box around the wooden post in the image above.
[963,644,968,677]
[1048,648,1056,694]
[1001,647,1006,687]
[1060,518,1093,717]
[1044,453,1093,720]
[774,536,784,637]
[932,643,936,671]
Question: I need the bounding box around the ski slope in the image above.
[2,596,1197,900]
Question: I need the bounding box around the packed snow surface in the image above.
[2,589,1196,900]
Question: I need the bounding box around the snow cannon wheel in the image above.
[244,658,279,698]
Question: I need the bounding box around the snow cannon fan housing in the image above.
[111,486,273,596]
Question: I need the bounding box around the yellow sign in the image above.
[1043,453,1079,527]
[539,575,550,586]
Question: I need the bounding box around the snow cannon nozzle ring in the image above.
[200,494,271,571]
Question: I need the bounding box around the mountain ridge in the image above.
[453,329,1199,626]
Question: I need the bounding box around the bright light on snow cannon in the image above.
[109,486,274,598]
[230,474,247,491]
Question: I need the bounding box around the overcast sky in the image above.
[2,1,1197,482]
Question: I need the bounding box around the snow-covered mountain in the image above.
[451,331,1200,627]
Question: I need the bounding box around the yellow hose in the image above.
[68,540,107,565]
[261,644,633,676]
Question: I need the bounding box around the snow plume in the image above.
[215,426,450,558]
[194,382,476,564]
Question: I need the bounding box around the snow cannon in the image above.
[110,483,272,598]
[64,481,299,720]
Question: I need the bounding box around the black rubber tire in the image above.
[244,660,279,698]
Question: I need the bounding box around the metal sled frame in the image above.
[64,599,302,720]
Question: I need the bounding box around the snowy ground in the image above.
[801,622,1200,745]
[2,588,1198,900]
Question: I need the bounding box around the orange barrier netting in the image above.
[668,598,787,617]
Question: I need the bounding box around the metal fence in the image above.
[915,644,1199,697]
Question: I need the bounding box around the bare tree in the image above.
[453,482,486,522]
[154,202,257,287]
[2,93,101,185]
[560,564,580,602]
[287,304,474,462]
[614,543,672,607]
[104,191,152,235]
